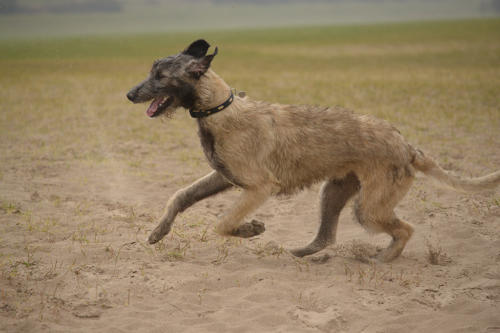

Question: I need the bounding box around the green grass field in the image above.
[1,19,499,168]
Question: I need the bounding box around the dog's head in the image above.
[126,39,217,118]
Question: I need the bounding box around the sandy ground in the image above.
[1,106,500,332]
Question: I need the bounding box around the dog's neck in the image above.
[194,69,232,111]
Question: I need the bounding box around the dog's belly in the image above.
[273,161,355,195]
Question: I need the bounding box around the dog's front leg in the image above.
[148,171,233,244]
[215,187,272,238]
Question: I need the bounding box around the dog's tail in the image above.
[411,148,500,192]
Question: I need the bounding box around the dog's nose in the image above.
[126,91,136,102]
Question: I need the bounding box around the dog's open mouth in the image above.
[146,96,173,118]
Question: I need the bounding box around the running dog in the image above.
[126,39,500,262]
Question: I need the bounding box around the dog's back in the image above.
[207,97,414,194]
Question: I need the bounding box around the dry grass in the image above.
[425,238,453,266]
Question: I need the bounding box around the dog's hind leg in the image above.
[377,217,414,262]
[290,173,360,257]
[148,171,233,244]
[215,186,272,238]
[353,166,415,262]
[355,200,414,262]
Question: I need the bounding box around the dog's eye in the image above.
[155,71,164,80]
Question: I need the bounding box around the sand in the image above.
[1,118,499,333]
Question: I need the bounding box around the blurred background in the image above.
[1,0,500,39]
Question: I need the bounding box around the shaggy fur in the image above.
[127,40,500,262]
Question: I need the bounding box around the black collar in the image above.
[189,91,234,118]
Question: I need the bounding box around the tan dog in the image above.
[127,39,500,262]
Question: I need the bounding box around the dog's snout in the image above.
[126,90,136,102]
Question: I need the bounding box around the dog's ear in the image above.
[187,47,218,79]
[183,39,210,58]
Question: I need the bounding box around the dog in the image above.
[126,39,500,262]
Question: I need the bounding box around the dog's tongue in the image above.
[146,97,162,117]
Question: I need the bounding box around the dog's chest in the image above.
[196,120,244,187]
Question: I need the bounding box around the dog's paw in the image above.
[148,225,171,244]
[290,246,320,258]
[289,238,331,257]
[231,219,265,238]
